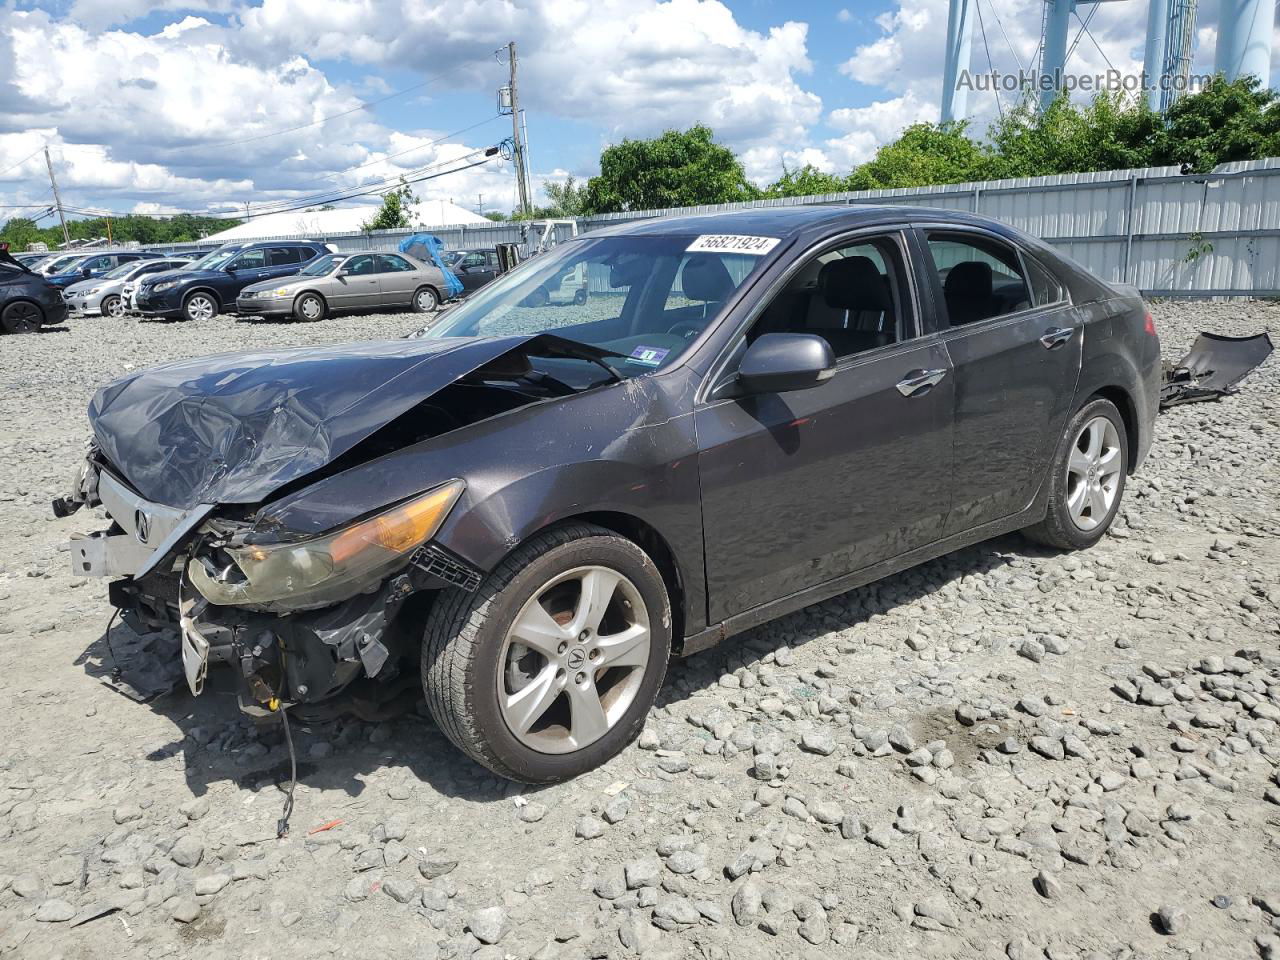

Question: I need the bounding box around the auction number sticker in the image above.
[686,234,781,255]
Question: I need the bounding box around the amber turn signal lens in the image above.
[329,481,464,565]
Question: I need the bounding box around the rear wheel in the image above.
[101,295,123,318]
[422,523,671,783]
[182,292,217,322]
[1,300,43,334]
[294,292,326,322]
[1023,397,1128,550]
[412,286,439,313]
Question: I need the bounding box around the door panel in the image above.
[329,254,381,309]
[375,255,417,306]
[917,229,1082,535]
[696,339,954,622]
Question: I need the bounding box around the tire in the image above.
[412,286,439,313]
[422,523,671,783]
[101,295,124,319]
[293,292,327,322]
[573,288,588,305]
[182,291,218,322]
[1023,396,1128,550]
[523,287,550,308]
[1,300,43,334]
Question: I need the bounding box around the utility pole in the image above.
[506,41,531,216]
[477,193,483,214]
[44,146,70,246]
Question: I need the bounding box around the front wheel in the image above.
[182,292,217,322]
[1023,397,1128,550]
[293,292,326,322]
[422,523,671,783]
[101,295,124,318]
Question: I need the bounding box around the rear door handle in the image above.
[1040,326,1074,349]
[896,368,948,397]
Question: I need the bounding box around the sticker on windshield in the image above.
[686,234,780,255]
[628,345,670,367]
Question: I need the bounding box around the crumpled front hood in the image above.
[88,335,542,509]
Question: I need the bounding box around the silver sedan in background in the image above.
[64,256,193,317]
[236,250,449,321]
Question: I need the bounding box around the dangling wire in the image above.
[974,0,1005,121]
[276,705,297,838]
[101,608,122,680]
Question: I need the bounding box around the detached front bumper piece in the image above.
[1161,332,1274,409]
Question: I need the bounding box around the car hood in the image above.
[240,276,307,295]
[88,334,559,509]
[63,279,97,295]
[141,268,212,286]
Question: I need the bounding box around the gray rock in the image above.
[179,797,211,821]
[666,850,704,875]
[575,816,605,839]
[193,873,230,896]
[518,802,547,823]
[801,731,836,756]
[170,835,204,868]
[1019,639,1045,663]
[914,897,959,929]
[624,859,660,889]
[170,896,201,923]
[344,877,369,902]
[382,876,416,904]
[468,906,509,945]
[35,899,75,922]
[1034,870,1062,899]
[653,896,700,926]
[419,856,458,880]
[1157,903,1188,935]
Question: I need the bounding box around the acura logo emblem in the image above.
[566,647,586,669]
[135,510,151,544]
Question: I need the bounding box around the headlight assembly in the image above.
[152,281,178,292]
[270,288,293,298]
[188,480,464,610]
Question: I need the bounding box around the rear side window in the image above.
[267,247,301,266]
[925,233,1031,327]
[377,254,414,272]
[139,262,169,275]
[1024,255,1064,306]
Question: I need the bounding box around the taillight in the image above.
[1143,311,1156,336]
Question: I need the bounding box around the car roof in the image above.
[586,203,1023,240]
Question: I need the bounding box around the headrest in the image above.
[943,260,993,300]
[681,255,734,303]
[819,256,891,312]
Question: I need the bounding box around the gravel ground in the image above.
[1,302,1278,960]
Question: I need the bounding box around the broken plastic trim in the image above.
[1160,332,1273,409]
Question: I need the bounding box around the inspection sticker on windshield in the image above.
[628,345,670,367]
[686,234,780,255]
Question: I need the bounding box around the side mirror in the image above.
[224,265,237,273]
[81,267,91,277]
[336,268,350,278]
[734,333,836,396]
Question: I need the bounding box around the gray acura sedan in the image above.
[57,205,1159,783]
[236,249,449,320]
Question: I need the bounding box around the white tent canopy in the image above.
[202,199,487,243]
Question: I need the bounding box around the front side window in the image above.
[229,249,266,270]
[345,255,377,275]
[746,234,907,359]
[925,233,1031,326]
[461,253,487,268]
[415,234,768,378]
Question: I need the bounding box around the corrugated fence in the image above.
[155,159,1280,298]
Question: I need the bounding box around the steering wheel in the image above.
[666,321,702,340]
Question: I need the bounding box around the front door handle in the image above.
[1040,326,1074,349]
[896,368,948,397]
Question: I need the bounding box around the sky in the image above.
[0,0,1270,224]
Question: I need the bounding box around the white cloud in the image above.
[824,90,938,167]
[837,9,853,24]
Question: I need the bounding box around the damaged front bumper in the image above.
[58,452,480,718]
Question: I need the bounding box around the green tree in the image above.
[764,165,849,197]
[1151,75,1280,172]
[581,125,759,214]
[846,121,993,190]
[542,175,589,216]
[362,178,419,231]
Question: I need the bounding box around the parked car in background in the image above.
[133,240,327,321]
[32,252,88,276]
[237,250,450,320]
[63,256,193,318]
[13,252,50,268]
[1,257,68,333]
[447,247,500,293]
[46,250,160,289]
[57,206,1160,783]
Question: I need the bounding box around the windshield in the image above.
[45,255,81,273]
[413,235,765,377]
[299,253,343,276]
[189,247,242,271]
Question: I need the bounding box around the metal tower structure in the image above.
[939,0,1273,122]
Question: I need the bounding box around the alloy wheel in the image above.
[1065,415,1122,531]
[498,565,651,754]
[103,296,124,318]
[186,295,215,321]
[2,302,42,333]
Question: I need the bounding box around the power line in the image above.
[324,114,503,180]
[985,0,1025,74]
[974,0,1005,121]
[0,146,46,179]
